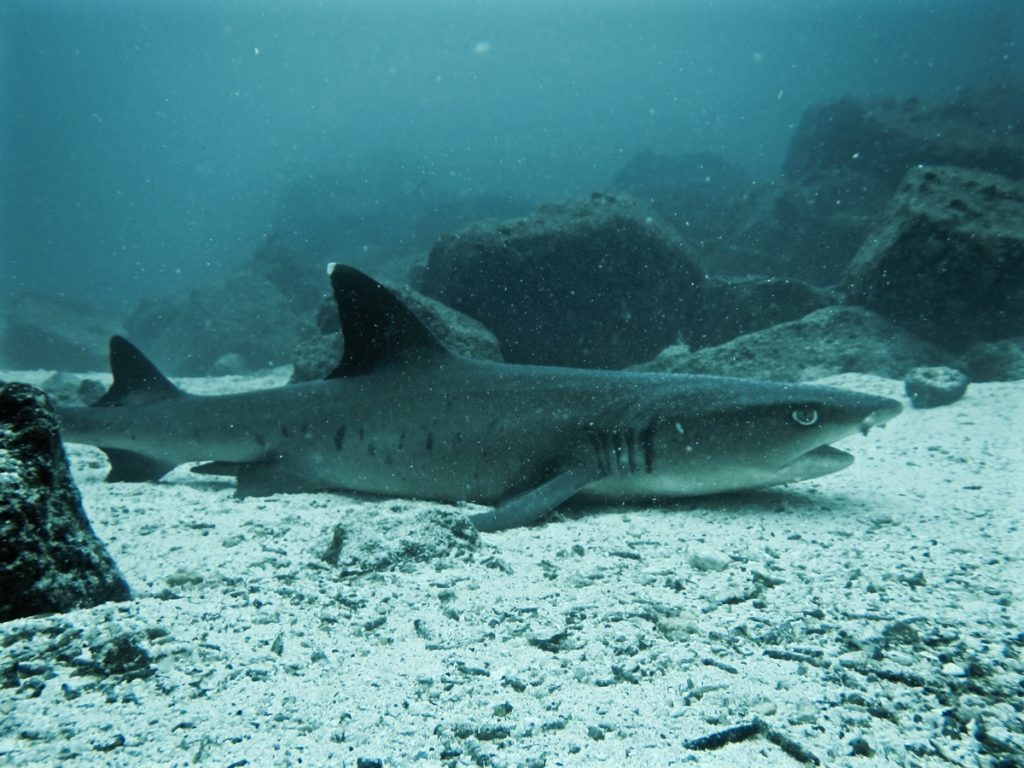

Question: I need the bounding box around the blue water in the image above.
[2,0,1020,311]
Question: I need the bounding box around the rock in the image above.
[291,334,345,384]
[963,337,1024,382]
[320,505,478,577]
[290,284,503,383]
[610,150,751,244]
[904,366,969,408]
[40,372,104,407]
[635,306,948,381]
[0,383,131,621]
[124,237,321,375]
[693,277,838,349]
[417,194,704,369]
[845,165,1024,350]
[713,170,894,285]
[710,89,1024,286]
[0,294,123,372]
[784,94,1024,188]
[686,545,730,572]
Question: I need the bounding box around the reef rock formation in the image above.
[417,194,704,369]
[785,94,1024,187]
[845,165,1024,350]
[635,306,949,382]
[704,89,1024,285]
[0,294,123,372]
[0,383,131,621]
[693,277,837,349]
[125,236,322,375]
[610,151,751,244]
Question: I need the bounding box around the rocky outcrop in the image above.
[0,383,131,621]
[417,194,704,369]
[125,237,322,375]
[697,89,1024,285]
[785,94,1024,187]
[714,170,894,285]
[0,295,122,372]
[693,277,837,349]
[635,306,949,382]
[845,165,1024,350]
[291,284,504,383]
[610,151,751,244]
[963,337,1024,381]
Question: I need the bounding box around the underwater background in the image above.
[2,0,1021,318]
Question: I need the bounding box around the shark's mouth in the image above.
[780,444,855,480]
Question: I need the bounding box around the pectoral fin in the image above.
[468,465,602,533]
[191,460,321,497]
[102,448,176,482]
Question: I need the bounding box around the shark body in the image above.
[57,265,902,531]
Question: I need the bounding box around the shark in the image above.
[57,264,902,532]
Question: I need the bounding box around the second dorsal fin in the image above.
[327,263,451,377]
[94,336,185,407]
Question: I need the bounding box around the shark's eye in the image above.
[791,407,819,426]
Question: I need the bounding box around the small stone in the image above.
[849,734,874,757]
[687,545,730,572]
[904,366,968,408]
[752,700,777,716]
[587,725,605,741]
[942,662,967,676]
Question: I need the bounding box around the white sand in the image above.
[1,371,1022,767]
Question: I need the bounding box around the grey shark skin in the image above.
[57,264,902,531]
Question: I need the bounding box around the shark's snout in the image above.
[857,397,903,435]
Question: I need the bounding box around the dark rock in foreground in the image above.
[635,306,949,382]
[0,383,131,621]
[291,284,503,382]
[417,194,704,369]
[845,165,1024,350]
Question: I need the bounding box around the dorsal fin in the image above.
[94,336,185,407]
[327,263,451,378]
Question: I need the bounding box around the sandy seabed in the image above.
[1,370,1022,767]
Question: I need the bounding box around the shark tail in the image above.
[93,336,185,482]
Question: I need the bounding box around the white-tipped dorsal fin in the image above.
[327,264,452,378]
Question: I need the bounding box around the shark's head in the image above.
[587,378,903,498]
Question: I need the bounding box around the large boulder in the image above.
[785,94,1024,187]
[693,276,837,349]
[635,306,949,382]
[845,165,1024,350]
[714,169,894,285]
[703,89,1024,285]
[416,194,704,369]
[291,283,504,383]
[0,383,131,621]
[610,151,751,244]
[125,237,322,375]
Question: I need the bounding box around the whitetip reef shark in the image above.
[57,264,902,532]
